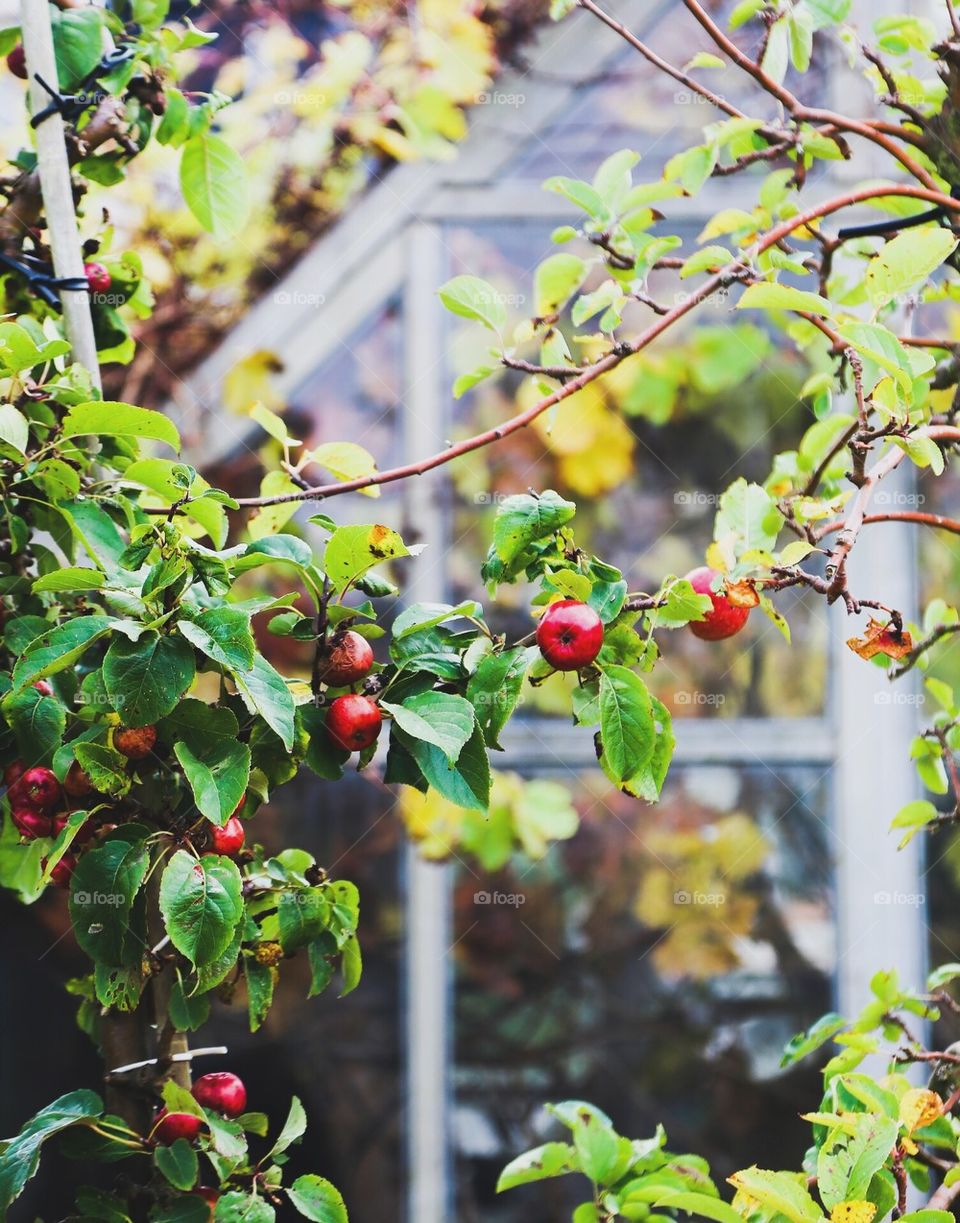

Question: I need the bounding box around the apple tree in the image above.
[3,1,960,1221]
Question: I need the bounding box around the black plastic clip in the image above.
[0,253,88,309]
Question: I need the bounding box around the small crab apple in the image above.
[318,630,374,687]
[684,566,751,642]
[11,807,53,840]
[64,760,94,798]
[114,724,157,760]
[46,853,76,889]
[536,600,604,671]
[6,44,26,80]
[194,1188,219,1217]
[192,1072,247,1118]
[210,816,245,856]
[32,679,53,696]
[53,812,97,845]
[83,262,111,294]
[327,694,382,752]
[152,1110,203,1145]
[19,767,61,813]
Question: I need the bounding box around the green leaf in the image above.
[391,600,483,639]
[69,838,150,966]
[493,490,576,565]
[270,1096,307,1157]
[780,1012,846,1068]
[381,692,476,762]
[174,737,251,827]
[154,1138,199,1191]
[714,478,783,558]
[0,403,28,454]
[10,615,113,693]
[168,978,211,1032]
[180,134,251,239]
[864,228,958,309]
[534,253,588,315]
[232,654,296,750]
[278,888,330,953]
[103,630,196,727]
[0,1089,103,1213]
[159,851,243,966]
[245,956,275,1032]
[4,684,65,765]
[890,799,939,848]
[599,666,655,785]
[179,607,255,673]
[817,1114,899,1209]
[641,1192,745,1223]
[572,1111,620,1183]
[737,282,834,317]
[74,742,131,797]
[31,567,105,594]
[286,1175,349,1222]
[50,6,104,89]
[727,1168,821,1223]
[496,1141,577,1192]
[213,1191,275,1223]
[680,246,732,279]
[61,402,180,451]
[324,523,417,593]
[397,723,491,810]
[466,647,530,748]
[437,275,507,332]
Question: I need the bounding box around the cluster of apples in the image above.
[534,566,750,673]
[152,1071,248,1212]
[319,631,382,752]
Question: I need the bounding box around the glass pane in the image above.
[504,7,830,183]
[451,764,835,1221]
[287,294,405,495]
[442,221,829,717]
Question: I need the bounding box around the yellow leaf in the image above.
[223,350,285,416]
[247,470,301,541]
[304,441,380,498]
[831,1202,876,1223]
[899,1087,942,1133]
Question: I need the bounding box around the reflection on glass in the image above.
[442,222,828,717]
[288,294,405,486]
[505,9,828,183]
[452,765,834,1221]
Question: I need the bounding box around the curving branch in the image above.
[219,183,960,510]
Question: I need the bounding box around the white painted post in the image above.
[18,0,101,390]
[403,221,452,1223]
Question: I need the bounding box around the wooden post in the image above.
[18,0,102,392]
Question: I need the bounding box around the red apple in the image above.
[64,760,94,798]
[317,630,374,687]
[536,600,604,671]
[11,807,53,839]
[32,679,53,696]
[6,44,26,80]
[192,1071,247,1118]
[46,853,76,889]
[18,767,61,813]
[210,816,244,856]
[327,694,382,752]
[685,566,751,641]
[114,724,157,760]
[152,1110,203,1145]
[83,262,111,294]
